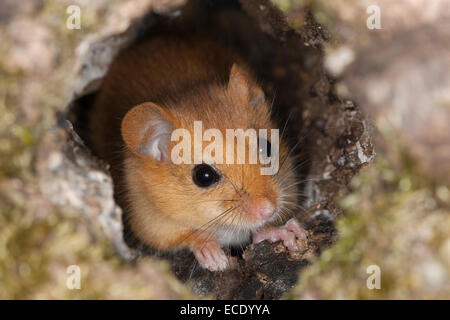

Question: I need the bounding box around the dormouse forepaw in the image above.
[252,218,307,251]
[193,241,229,272]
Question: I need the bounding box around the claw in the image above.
[193,241,229,271]
[252,218,306,251]
[285,218,307,240]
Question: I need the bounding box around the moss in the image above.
[272,0,337,28]
[0,0,194,299]
[286,154,450,299]
[2,0,448,300]
[0,196,192,299]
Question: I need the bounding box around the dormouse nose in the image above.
[248,197,276,222]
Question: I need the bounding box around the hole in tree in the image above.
[67,0,337,299]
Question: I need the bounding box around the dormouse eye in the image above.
[258,139,271,158]
[192,164,220,188]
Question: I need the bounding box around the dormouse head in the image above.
[121,63,299,245]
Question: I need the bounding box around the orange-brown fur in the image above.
[89,34,299,259]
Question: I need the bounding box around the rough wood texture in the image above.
[36,0,374,299]
[303,0,450,181]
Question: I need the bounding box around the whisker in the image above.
[178,206,235,244]
[194,199,238,203]
[276,140,301,176]
[198,206,240,246]
[223,171,242,197]
[280,109,294,141]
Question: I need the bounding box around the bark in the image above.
[37,0,374,298]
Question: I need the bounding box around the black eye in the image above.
[259,139,271,157]
[192,164,220,188]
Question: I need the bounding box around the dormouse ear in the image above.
[228,63,265,108]
[121,102,174,161]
